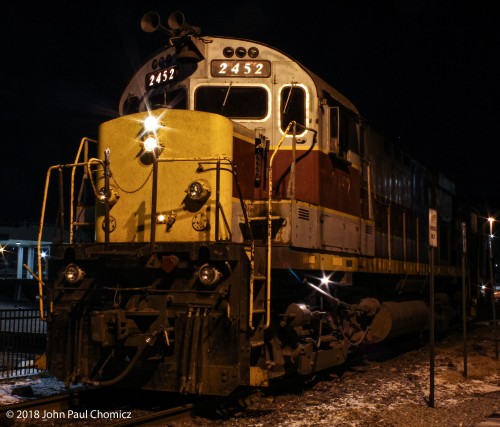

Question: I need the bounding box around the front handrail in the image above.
[70,138,98,243]
[37,138,99,321]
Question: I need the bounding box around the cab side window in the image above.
[280,86,306,132]
[339,110,358,155]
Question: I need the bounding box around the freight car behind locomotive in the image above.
[39,11,467,396]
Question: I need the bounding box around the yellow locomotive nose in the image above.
[96,109,235,244]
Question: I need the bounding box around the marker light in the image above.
[156,211,177,231]
[248,47,259,58]
[143,136,159,152]
[144,115,160,132]
[198,264,222,286]
[235,47,246,58]
[186,180,210,202]
[98,187,120,206]
[64,264,85,284]
[223,46,234,58]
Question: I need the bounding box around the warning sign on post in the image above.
[429,208,438,247]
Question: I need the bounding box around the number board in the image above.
[211,60,271,77]
[145,65,179,89]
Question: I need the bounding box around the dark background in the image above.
[2,0,499,224]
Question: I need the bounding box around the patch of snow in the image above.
[0,375,85,405]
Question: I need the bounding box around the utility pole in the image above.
[488,217,498,360]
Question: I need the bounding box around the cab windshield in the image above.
[195,86,268,119]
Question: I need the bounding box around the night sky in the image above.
[2,0,499,223]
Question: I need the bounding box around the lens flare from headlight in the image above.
[320,272,334,287]
[198,264,221,285]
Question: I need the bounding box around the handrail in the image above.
[265,122,318,330]
[37,146,101,321]
[38,163,83,321]
[265,121,295,329]
[70,138,97,243]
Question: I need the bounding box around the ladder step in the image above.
[250,340,265,348]
[247,216,283,221]
[253,275,266,281]
[252,308,265,314]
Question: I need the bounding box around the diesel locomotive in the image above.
[36,11,469,396]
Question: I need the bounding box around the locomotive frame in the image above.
[34,11,475,396]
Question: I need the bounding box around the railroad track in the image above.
[105,402,195,427]
[0,393,71,425]
[0,392,195,426]
[0,387,256,426]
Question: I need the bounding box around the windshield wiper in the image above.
[221,82,233,115]
[282,81,296,114]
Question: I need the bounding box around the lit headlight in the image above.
[143,136,159,152]
[186,180,210,202]
[143,115,160,132]
[64,264,85,284]
[139,135,164,165]
[198,264,221,285]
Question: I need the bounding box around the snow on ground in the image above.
[0,374,85,405]
[1,324,499,427]
[181,325,500,427]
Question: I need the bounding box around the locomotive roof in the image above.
[207,36,360,115]
[124,35,360,118]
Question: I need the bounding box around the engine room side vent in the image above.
[365,224,374,234]
[298,208,310,220]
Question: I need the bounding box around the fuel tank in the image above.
[366,300,428,343]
